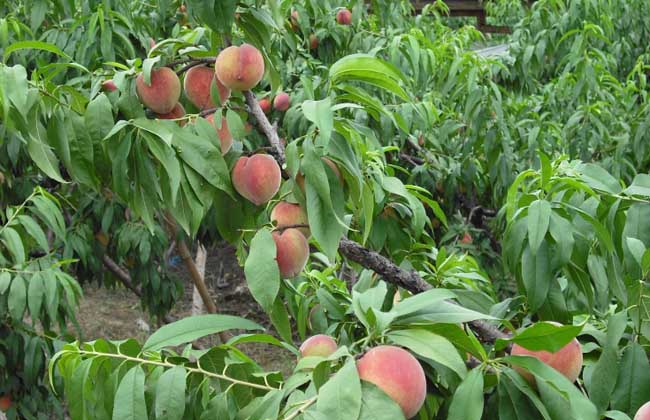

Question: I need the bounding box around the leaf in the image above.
[0,272,10,294]
[248,389,283,420]
[624,174,650,197]
[390,288,457,318]
[358,382,405,420]
[3,40,71,62]
[27,132,66,183]
[85,94,114,142]
[113,366,147,420]
[2,226,25,265]
[330,54,409,101]
[17,215,49,253]
[527,200,551,254]
[28,272,44,320]
[610,343,650,415]
[8,275,26,321]
[244,228,280,312]
[447,368,485,420]
[388,329,467,378]
[155,366,187,420]
[521,242,552,311]
[302,99,333,147]
[576,163,622,194]
[143,314,263,351]
[316,358,362,420]
[505,322,582,352]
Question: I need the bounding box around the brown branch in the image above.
[166,57,215,69]
[243,90,286,165]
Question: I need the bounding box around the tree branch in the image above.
[243,90,285,165]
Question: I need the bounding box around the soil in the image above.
[75,241,295,376]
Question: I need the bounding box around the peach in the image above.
[309,34,319,50]
[156,102,186,126]
[296,157,343,192]
[215,44,265,91]
[357,346,426,419]
[184,65,231,109]
[232,154,281,205]
[135,67,181,114]
[271,201,310,237]
[102,79,117,92]
[205,114,233,154]
[336,9,352,25]
[299,334,337,357]
[273,228,309,278]
[0,395,11,411]
[259,98,272,114]
[635,402,650,420]
[460,232,472,244]
[273,92,290,112]
[511,322,583,384]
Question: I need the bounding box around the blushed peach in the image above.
[184,65,231,109]
[232,154,281,205]
[273,228,309,278]
[215,44,265,91]
[135,67,181,114]
[273,92,290,112]
[271,201,310,238]
[300,334,337,357]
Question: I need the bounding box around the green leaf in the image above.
[145,135,181,204]
[302,99,333,147]
[27,132,66,183]
[624,174,650,197]
[28,272,44,320]
[521,242,551,311]
[113,366,147,420]
[358,382,405,420]
[155,366,186,420]
[527,200,551,254]
[0,272,11,294]
[610,343,650,415]
[248,389,283,420]
[506,322,582,352]
[143,314,263,351]
[447,368,485,420]
[3,40,71,62]
[2,226,25,265]
[390,288,457,318]
[576,163,622,194]
[244,228,280,312]
[8,275,26,321]
[330,54,409,101]
[388,329,467,379]
[17,215,49,253]
[85,93,114,142]
[316,358,362,419]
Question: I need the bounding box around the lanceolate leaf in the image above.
[447,368,485,420]
[113,366,147,420]
[155,366,187,420]
[244,228,280,312]
[316,358,362,419]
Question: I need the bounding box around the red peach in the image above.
[205,114,233,155]
[273,92,290,112]
[336,9,352,25]
[357,346,427,419]
[273,228,309,278]
[215,44,265,91]
[0,395,11,411]
[135,67,181,114]
[300,334,337,357]
[259,98,272,114]
[271,201,310,238]
[635,402,650,420]
[102,79,117,92]
[232,154,281,205]
[184,65,231,109]
[309,34,319,50]
[156,102,186,126]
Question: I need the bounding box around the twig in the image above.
[166,57,215,68]
[243,90,286,165]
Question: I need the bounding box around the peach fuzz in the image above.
[135,67,181,114]
[357,345,426,419]
[205,114,233,155]
[231,154,281,205]
[184,65,231,109]
[215,44,265,91]
[511,322,583,384]
[271,201,310,238]
[273,228,309,278]
[299,334,337,358]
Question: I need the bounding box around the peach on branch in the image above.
[511,322,583,384]
[156,102,186,126]
[635,402,650,420]
[205,114,233,154]
[299,334,337,357]
[259,98,272,114]
[215,44,265,91]
[232,154,281,205]
[184,65,231,109]
[336,9,352,25]
[273,228,309,278]
[357,345,427,419]
[271,201,310,237]
[273,92,290,112]
[135,67,181,114]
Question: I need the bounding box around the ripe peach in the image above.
[0,395,11,411]
[215,44,265,91]
[271,201,310,237]
[273,92,290,112]
[156,102,187,126]
[259,98,272,114]
[336,9,352,25]
[232,154,281,205]
[296,157,343,191]
[635,402,650,420]
[357,346,426,419]
[205,114,233,155]
[135,67,181,114]
[102,79,117,92]
[511,322,583,384]
[184,65,231,109]
[300,334,337,357]
[309,34,319,50]
[460,232,472,244]
[273,228,309,278]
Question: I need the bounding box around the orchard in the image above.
[1,0,650,419]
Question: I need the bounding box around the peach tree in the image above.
[1,0,650,419]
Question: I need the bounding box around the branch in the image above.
[243,90,285,165]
